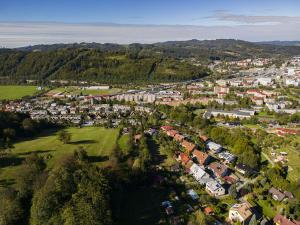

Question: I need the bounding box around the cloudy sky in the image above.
[0,0,300,47]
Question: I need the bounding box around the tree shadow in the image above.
[147,138,167,165]
[0,178,15,188]
[18,149,54,156]
[0,156,24,168]
[88,155,109,163]
[70,140,97,144]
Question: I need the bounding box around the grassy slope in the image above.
[0,127,119,186]
[0,85,38,100]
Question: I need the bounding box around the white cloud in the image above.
[0,21,299,48]
[208,10,300,25]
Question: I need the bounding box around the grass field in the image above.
[0,127,119,187]
[50,86,122,96]
[0,85,39,100]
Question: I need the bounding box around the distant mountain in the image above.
[257,41,300,47]
[1,39,300,84]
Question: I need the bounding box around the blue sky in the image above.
[0,0,299,47]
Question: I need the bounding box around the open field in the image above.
[0,127,119,187]
[0,85,39,100]
[50,86,122,96]
[264,135,300,181]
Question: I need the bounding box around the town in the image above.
[0,55,299,225]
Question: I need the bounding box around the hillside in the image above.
[1,39,300,84]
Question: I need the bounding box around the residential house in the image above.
[181,140,196,154]
[218,151,236,164]
[229,203,253,225]
[192,150,212,166]
[208,162,229,177]
[206,141,222,153]
[235,163,253,176]
[206,180,225,196]
[189,163,210,184]
[174,133,185,142]
[177,152,190,165]
[274,214,300,225]
[269,187,286,201]
[167,129,178,137]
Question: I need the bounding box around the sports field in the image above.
[0,127,120,186]
[0,85,39,100]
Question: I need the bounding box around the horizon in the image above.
[2,38,300,50]
[0,0,300,47]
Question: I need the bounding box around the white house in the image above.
[206,180,225,196]
[229,203,253,224]
[189,163,210,184]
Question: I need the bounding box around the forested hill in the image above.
[1,39,300,84]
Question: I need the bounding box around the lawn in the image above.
[0,85,39,100]
[50,86,122,96]
[256,199,277,219]
[0,127,119,186]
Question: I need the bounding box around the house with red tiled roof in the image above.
[181,140,196,154]
[208,162,229,177]
[199,134,209,142]
[161,125,174,132]
[192,150,212,166]
[174,133,185,142]
[274,214,300,225]
[178,152,190,165]
[275,128,299,137]
[167,129,178,137]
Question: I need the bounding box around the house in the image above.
[206,180,225,196]
[189,163,209,184]
[192,150,212,166]
[269,187,286,201]
[199,134,209,142]
[161,126,174,132]
[187,189,199,200]
[174,133,185,142]
[134,134,142,144]
[206,141,222,153]
[218,151,236,164]
[177,152,190,165]
[167,129,178,137]
[235,163,253,176]
[204,207,214,215]
[275,128,299,137]
[274,214,300,225]
[181,140,196,154]
[208,162,229,177]
[229,203,253,224]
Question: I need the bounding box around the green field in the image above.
[50,86,122,96]
[0,85,39,100]
[0,127,120,186]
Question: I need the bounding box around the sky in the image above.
[0,0,300,47]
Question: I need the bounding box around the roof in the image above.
[181,140,196,153]
[199,134,209,142]
[235,163,253,173]
[274,214,300,225]
[230,203,252,220]
[193,150,210,165]
[204,207,214,215]
[209,162,228,177]
[269,187,286,201]
[179,153,190,164]
[174,133,185,142]
[206,141,222,151]
[161,125,174,131]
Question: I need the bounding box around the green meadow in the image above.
[0,85,39,100]
[0,127,120,187]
